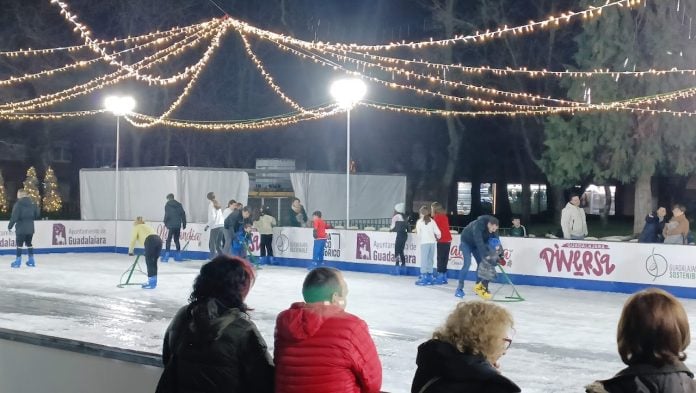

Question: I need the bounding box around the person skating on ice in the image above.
[431,202,452,285]
[390,203,409,275]
[254,206,277,265]
[309,211,328,270]
[128,217,163,289]
[231,222,253,260]
[8,189,40,268]
[205,192,224,259]
[455,215,499,298]
[415,206,441,286]
[475,237,505,300]
[162,193,187,263]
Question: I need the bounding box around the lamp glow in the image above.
[330,79,367,109]
[104,95,136,116]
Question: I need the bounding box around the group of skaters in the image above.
[393,202,505,300]
[155,254,696,393]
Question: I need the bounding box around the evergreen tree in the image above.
[0,170,7,214]
[23,166,41,209]
[42,166,62,213]
[539,0,696,233]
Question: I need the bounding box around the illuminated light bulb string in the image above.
[0,20,214,58]
[0,26,220,113]
[0,109,105,120]
[49,0,222,85]
[231,0,642,52]
[0,28,194,87]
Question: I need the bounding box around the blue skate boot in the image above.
[454,288,465,298]
[415,273,434,286]
[161,252,170,263]
[433,272,448,285]
[392,265,401,276]
[174,251,184,262]
[10,256,21,268]
[142,276,157,289]
[26,256,36,267]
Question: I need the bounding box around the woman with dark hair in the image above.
[586,288,696,393]
[156,256,274,393]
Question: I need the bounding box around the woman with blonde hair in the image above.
[586,288,696,393]
[411,301,520,393]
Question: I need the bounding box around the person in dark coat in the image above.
[455,215,499,299]
[390,203,409,275]
[8,189,40,268]
[586,288,696,393]
[638,207,667,243]
[412,300,520,393]
[287,197,308,227]
[162,193,187,262]
[156,255,274,393]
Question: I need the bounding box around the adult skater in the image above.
[223,200,240,254]
[455,215,499,298]
[8,189,40,268]
[205,192,224,259]
[254,206,277,265]
[390,203,409,275]
[162,193,186,262]
[128,217,163,289]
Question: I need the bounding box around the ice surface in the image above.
[1,253,695,393]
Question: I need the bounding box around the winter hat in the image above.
[394,203,405,214]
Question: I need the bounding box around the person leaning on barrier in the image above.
[156,255,274,393]
[638,207,667,243]
[586,288,696,393]
[411,301,520,393]
[274,267,382,393]
[663,204,690,245]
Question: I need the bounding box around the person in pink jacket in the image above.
[274,267,382,393]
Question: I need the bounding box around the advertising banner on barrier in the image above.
[0,221,115,251]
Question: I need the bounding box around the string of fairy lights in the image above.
[0,0,693,130]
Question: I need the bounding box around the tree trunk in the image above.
[550,185,565,227]
[633,171,653,235]
[600,184,612,227]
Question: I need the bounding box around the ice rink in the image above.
[1,253,695,393]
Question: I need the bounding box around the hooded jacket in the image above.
[585,362,696,393]
[460,215,498,255]
[561,202,588,239]
[156,299,274,393]
[274,302,382,393]
[8,197,40,235]
[411,339,520,393]
[164,199,186,230]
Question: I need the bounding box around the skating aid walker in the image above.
[117,255,148,288]
[490,259,525,302]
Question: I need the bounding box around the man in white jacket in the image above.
[561,195,588,240]
[205,192,225,259]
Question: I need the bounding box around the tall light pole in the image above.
[104,95,136,249]
[330,79,366,227]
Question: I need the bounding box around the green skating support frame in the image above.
[117,255,147,288]
[491,265,525,302]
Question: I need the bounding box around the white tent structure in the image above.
[79,167,249,223]
[290,172,406,221]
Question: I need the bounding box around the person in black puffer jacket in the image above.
[8,189,40,268]
[156,255,274,393]
[412,301,520,393]
[162,193,187,262]
[638,207,667,244]
[586,288,696,393]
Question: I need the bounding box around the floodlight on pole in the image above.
[330,79,366,227]
[104,95,135,251]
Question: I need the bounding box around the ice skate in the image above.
[10,256,21,268]
[26,256,36,267]
[415,273,434,286]
[474,282,492,300]
[142,276,157,289]
[161,252,170,263]
[392,265,401,276]
[454,288,465,298]
[433,272,448,285]
[174,252,184,262]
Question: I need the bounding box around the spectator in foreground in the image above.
[663,204,690,245]
[411,301,520,393]
[274,267,382,393]
[585,288,696,393]
[431,202,452,285]
[155,256,274,393]
[390,203,409,275]
[509,216,527,238]
[287,197,308,227]
[638,207,667,243]
[561,194,588,240]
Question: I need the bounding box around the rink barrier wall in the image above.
[0,327,163,393]
[1,221,695,298]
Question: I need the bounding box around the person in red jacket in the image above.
[431,202,452,285]
[309,210,328,270]
[274,267,383,393]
